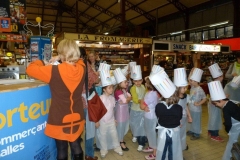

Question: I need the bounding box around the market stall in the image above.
[0,80,56,160]
[55,33,153,77]
[151,40,228,82]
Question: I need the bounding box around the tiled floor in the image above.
[82,104,228,160]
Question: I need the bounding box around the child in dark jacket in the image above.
[208,81,240,160]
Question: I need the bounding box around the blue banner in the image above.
[0,85,57,160]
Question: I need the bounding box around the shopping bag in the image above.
[87,91,107,122]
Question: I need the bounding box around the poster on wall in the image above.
[0,17,11,32]
[43,44,52,62]
[0,85,57,160]
[30,36,52,62]
[0,0,26,34]
[9,0,27,34]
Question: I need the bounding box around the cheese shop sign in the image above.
[64,33,152,44]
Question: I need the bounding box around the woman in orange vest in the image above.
[26,39,86,160]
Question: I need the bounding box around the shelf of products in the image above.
[85,48,140,70]
[200,53,234,82]
[153,52,234,82]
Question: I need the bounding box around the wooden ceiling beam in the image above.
[55,0,62,32]
[26,0,58,7]
[27,12,72,18]
[40,0,45,35]
[26,5,55,9]
[27,18,77,24]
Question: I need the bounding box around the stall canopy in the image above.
[204,38,240,51]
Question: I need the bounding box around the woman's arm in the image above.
[26,60,52,83]
[87,62,99,89]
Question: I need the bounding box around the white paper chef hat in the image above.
[100,70,112,87]
[98,63,111,71]
[130,65,142,80]
[149,71,176,98]
[208,63,223,78]
[230,76,240,88]
[129,61,136,72]
[121,66,129,76]
[113,68,127,84]
[190,68,203,82]
[208,81,226,101]
[111,76,117,85]
[174,68,188,87]
[150,65,164,76]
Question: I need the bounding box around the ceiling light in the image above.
[170,31,182,35]
[120,42,123,45]
[209,21,229,27]
[104,32,109,35]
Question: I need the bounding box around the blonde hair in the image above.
[161,90,179,106]
[57,39,80,63]
[145,77,156,91]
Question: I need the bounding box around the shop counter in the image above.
[0,80,56,160]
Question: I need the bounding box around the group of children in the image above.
[94,61,240,160]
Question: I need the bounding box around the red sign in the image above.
[0,17,11,32]
[204,38,240,51]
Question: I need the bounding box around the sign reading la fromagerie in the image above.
[64,33,153,44]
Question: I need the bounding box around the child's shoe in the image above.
[211,136,224,142]
[116,151,123,156]
[142,147,154,153]
[145,154,156,160]
[101,154,106,158]
[100,150,108,158]
[186,131,193,136]
[132,137,137,142]
[137,145,143,151]
[190,135,200,140]
[114,146,123,156]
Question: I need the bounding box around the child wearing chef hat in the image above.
[187,68,207,140]
[140,77,159,159]
[173,68,192,150]
[224,75,240,104]
[129,65,147,151]
[113,68,132,151]
[95,70,123,158]
[208,81,240,160]
[207,63,224,142]
[149,70,183,160]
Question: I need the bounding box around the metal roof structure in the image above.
[26,0,231,36]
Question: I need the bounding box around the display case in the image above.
[200,53,234,84]
[85,48,140,70]
[153,52,193,78]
